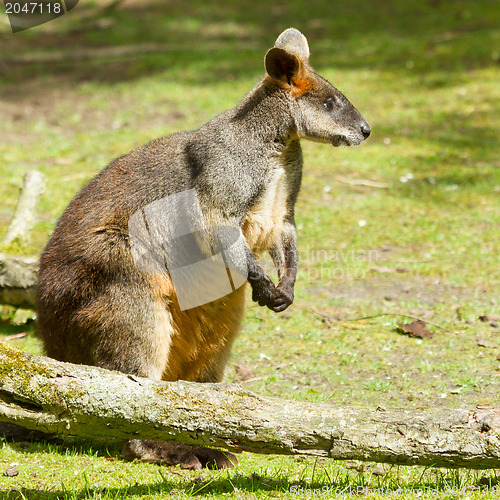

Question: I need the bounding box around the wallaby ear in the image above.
[274,28,310,61]
[265,47,301,85]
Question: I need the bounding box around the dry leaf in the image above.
[233,363,255,381]
[476,338,499,349]
[397,320,434,339]
[479,314,500,322]
[3,466,19,477]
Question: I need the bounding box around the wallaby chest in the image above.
[242,159,291,254]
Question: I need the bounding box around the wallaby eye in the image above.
[324,97,338,110]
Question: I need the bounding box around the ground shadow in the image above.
[1,0,498,88]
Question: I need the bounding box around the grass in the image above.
[1,0,499,497]
[1,439,499,499]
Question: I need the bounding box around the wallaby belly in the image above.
[148,273,246,383]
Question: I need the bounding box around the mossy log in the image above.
[0,343,499,469]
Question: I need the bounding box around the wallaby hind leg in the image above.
[122,441,238,470]
[40,271,238,469]
[85,291,240,468]
[120,282,245,469]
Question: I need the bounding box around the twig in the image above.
[311,308,336,326]
[4,332,30,341]
[333,175,389,189]
[348,313,457,334]
[311,309,331,319]
[238,377,268,384]
[313,310,457,334]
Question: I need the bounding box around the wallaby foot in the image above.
[122,439,238,470]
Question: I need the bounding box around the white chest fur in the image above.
[242,164,288,254]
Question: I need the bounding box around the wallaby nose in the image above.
[360,122,371,139]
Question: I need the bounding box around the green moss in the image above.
[0,342,52,379]
[0,342,87,411]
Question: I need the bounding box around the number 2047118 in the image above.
[5,2,63,14]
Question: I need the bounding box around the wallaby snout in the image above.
[360,122,371,139]
[293,82,371,147]
[326,98,371,147]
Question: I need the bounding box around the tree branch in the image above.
[0,342,498,468]
[2,170,45,246]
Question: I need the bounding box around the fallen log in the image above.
[2,170,45,246]
[0,169,44,309]
[0,254,38,309]
[0,342,498,469]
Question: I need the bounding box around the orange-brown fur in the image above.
[290,74,318,98]
[147,271,246,383]
[163,286,246,382]
[266,63,318,99]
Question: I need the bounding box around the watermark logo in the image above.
[128,189,247,311]
[297,246,379,283]
[289,484,499,497]
[4,0,79,33]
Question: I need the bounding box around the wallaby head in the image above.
[264,28,370,146]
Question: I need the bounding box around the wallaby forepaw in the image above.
[251,277,277,309]
[267,286,293,312]
[252,281,283,311]
[251,279,293,312]
[271,286,294,312]
[122,440,238,470]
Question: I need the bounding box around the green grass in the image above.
[1,439,499,499]
[1,0,499,497]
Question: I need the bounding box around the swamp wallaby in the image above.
[37,28,370,469]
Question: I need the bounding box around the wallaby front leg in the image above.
[271,223,297,312]
[246,246,280,311]
[246,226,297,313]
